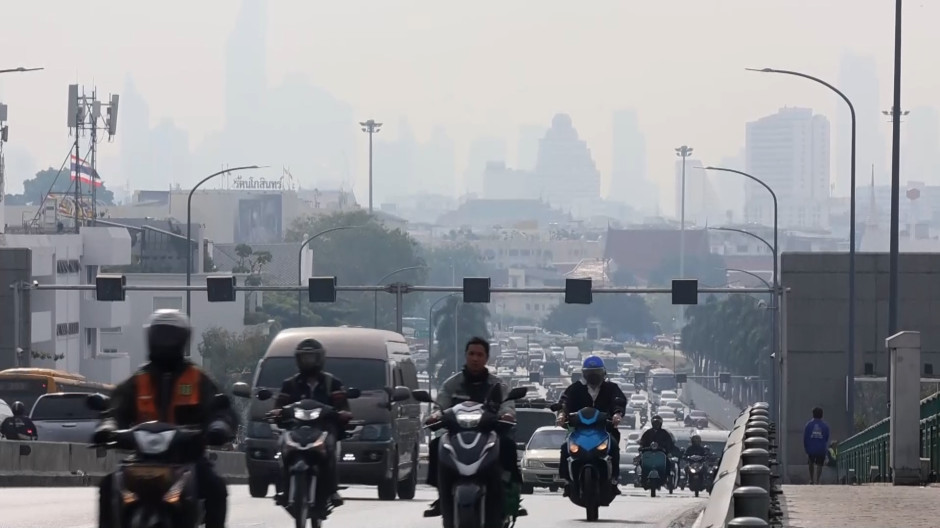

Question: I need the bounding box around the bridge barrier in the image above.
[691,403,782,528]
[0,441,248,486]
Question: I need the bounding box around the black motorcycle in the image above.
[684,455,709,497]
[255,387,360,528]
[413,385,527,528]
[87,393,232,528]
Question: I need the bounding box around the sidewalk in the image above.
[783,484,939,528]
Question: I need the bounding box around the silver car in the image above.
[521,426,568,493]
[30,392,99,443]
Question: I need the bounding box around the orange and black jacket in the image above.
[100,361,239,435]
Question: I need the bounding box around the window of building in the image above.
[56,259,81,274]
[153,296,183,311]
[100,327,122,334]
[102,348,119,355]
[56,322,80,337]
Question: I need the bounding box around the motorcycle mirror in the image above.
[86,393,110,412]
[506,386,528,401]
[212,393,232,410]
[346,387,362,400]
[232,382,251,399]
[411,389,434,403]
[256,388,273,401]
[390,386,410,402]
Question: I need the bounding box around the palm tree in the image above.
[430,297,490,384]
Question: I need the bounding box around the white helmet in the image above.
[145,310,192,365]
[144,309,191,330]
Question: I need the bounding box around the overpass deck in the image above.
[782,484,938,528]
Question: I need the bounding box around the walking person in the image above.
[803,407,830,484]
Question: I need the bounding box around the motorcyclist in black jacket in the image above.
[683,434,710,458]
[0,401,37,440]
[639,415,682,480]
[556,355,627,494]
[93,310,238,528]
[271,338,350,514]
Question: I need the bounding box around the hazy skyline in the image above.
[1,0,939,215]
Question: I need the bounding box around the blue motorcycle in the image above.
[561,407,618,522]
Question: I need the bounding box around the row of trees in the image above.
[680,294,772,377]
[4,168,116,205]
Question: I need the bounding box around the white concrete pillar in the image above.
[887,331,921,485]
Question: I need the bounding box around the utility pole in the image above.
[359,119,382,213]
[675,145,693,327]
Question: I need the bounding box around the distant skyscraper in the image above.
[225,0,267,132]
[902,106,940,186]
[837,52,885,194]
[534,113,601,216]
[673,158,720,226]
[746,107,831,230]
[516,125,544,171]
[418,126,456,197]
[374,118,417,204]
[610,109,652,210]
[716,149,746,223]
[463,137,507,195]
[119,76,154,191]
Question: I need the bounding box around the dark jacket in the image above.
[1,416,37,440]
[436,367,515,417]
[639,427,681,456]
[100,361,239,434]
[275,371,349,412]
[559,380,627,417]
[683,444,709,458]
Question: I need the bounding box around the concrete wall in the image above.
[781,252,940,483]
[0,248,32,370]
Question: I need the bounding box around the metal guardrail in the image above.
[838,390,940,483]
[693,402,781,528]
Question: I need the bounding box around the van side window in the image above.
[393,367,404,387]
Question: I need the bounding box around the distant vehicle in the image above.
[514,404,557,455]
[0,399,11,423]
[686,410,709,429]
[696,429,731,453]
[521,426,568,493]
[0,368,114,411]
[29,392,101,443]
[629,394,649,409]
[648,368,677,394]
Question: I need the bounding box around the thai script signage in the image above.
[232,175,283,190]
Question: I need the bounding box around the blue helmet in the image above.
[581,355,606,386]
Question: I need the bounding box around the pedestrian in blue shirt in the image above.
[803,407,830,484]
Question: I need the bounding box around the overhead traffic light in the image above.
[671,279,698,305]
[676,373,687,384]
[634,372,647,386]
[463,277,491,303]
[565,278,592,304]
[206,275,236,302]
[95,274,126,301]
[308,276,337,302]
[719,372,731,384]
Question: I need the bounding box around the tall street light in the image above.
[0,67,44,74]
[887,0,904,406]
[186,165,265,317]
[747,66,858,433]
[373,265,428,328]
[296,225,363,322]
[676,145,693,329]
[360,120,382,213]
[705,167,779,421]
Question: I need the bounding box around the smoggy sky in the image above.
[0,0,936,210]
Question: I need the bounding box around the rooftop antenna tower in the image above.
[67,84,119,230]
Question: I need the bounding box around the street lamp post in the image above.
[296,226,362,323]
[373,265,428,329]
[359,120,382,213]
[705,167,779,421]
[676,145,693,331]
[747,66,858,433]
[887,0,904,409]
[186,165,264,317]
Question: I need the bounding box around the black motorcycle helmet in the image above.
[145,310,192,369]
[295,338,327,377]
[691,434,702,446]
[651,415,663,429]
[11,401,26,417]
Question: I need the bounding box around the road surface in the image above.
[1,484,704,528]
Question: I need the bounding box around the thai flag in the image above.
[70,155,102,187]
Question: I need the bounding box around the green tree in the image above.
[648,253,728,288]
[681,294,771,377]
[287,210,427,328]
[199,326,280,417]
[9,167,115,205]
[542,295,656,340]
[430,297,490,383]
[419,243,493,286]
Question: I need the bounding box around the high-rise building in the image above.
[534,114,601,216]
[902,106,940,186]
[837,52,885,194]
[610,109,653,210]
[715,149,747,223]
[745,107,831,230]
[516,125,544,171]
[374,118,417,204]
[463,137,507,196]
[417,126,456,197]
[673,158,720,227]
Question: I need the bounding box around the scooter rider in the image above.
[424,336,523,517]
[639,415,682,480]
[556,355,627,494]
[683,434,710,458]
[271,338,349,512]
[93,310,238,528]
[0,401,37,440]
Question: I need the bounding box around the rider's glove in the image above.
[555,413,566,427]
[612,413,623,426]
[92,424,115,445]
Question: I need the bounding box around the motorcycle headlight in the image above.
[162,469,191,504]
[568,442,580,454]
[294,407,322,421]
[455,410,483,428]
[133,430,176,455]
[596,441,608,452]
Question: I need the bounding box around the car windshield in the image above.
[30,394,98,421]
[256,356,387,391]
[527,429,567,450]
